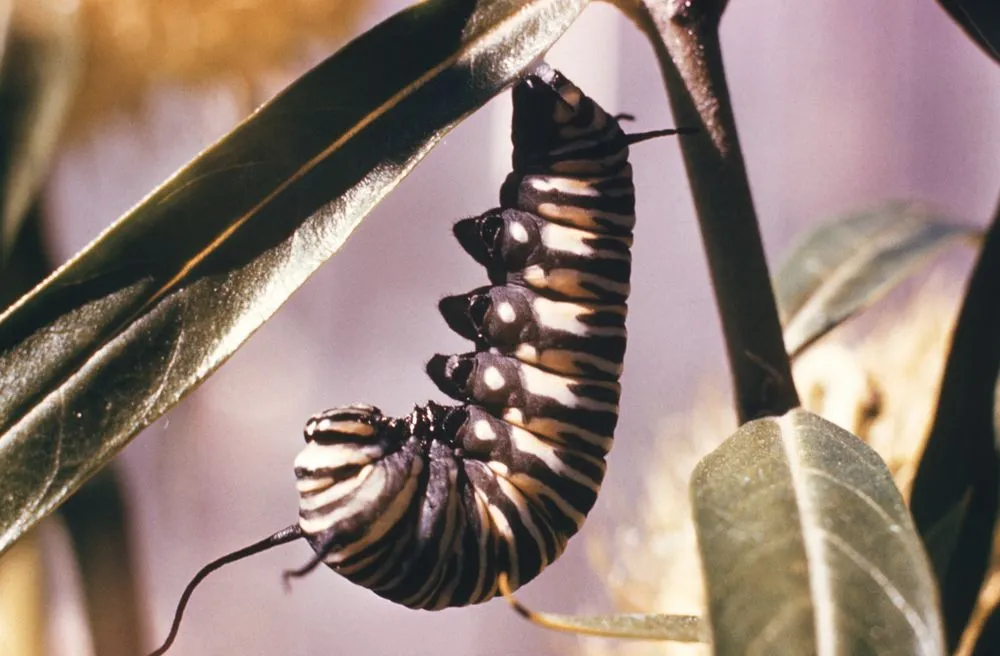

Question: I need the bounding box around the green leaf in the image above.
[691,409,944,655]
[775,201,978,359]
[0,0,589,555]
[512,611,708,642]
[0,0,82,258]
[936,0,1000,65]
[498,574,708,642]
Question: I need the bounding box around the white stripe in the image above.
[519,364,619,412]
[532,297,626,337]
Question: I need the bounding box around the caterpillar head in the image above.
[294,403,415,542]
[296,404,393,488]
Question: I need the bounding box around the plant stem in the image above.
[910,190,1000,650]
[617,0,799,422]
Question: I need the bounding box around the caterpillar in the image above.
[149,64,686,655]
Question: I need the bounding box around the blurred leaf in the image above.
[0,528,44,656]
[776,201,978,358]
[0,0,82,258]
[691,409,944,655]
[0,201,49,312]
[0,0,10,68]
[919,488,970,590]
[0,197,143,654]
[910,198,1000,650]
[937,0,1000,65]
[972,600,1000,656]
[0,0,589,555]
[60,469,144,656]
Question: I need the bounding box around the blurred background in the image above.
[3,0,1000,654]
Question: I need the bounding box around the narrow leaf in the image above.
[691,409,944,655]
[0,529,44,656]
[936,0,1000,65]
[919,488,971,587]
[0,0,11,68]
[0,0,589,555]
[0,201,49,312]
[498,574,708,642]
[971,601,1000,656]
[910,197,1000,649]
[775,201,978,358]
[0,0,82,257]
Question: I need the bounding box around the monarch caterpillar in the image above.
[149,64,686,655]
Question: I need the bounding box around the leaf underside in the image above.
[775,200,978,359]
[936,0,1000,65]
[691,409,944,655]
[0,0,590,555]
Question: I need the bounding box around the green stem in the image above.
[617,0,799,422]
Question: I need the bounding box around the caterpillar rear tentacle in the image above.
[149,65,689,655]
[148,525,303,656]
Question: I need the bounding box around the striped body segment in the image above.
[294,67,636,609]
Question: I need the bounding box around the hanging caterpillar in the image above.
[149,64,687,655]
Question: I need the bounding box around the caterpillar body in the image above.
[151,65,683,655]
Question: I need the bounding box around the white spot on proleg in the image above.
[474,420,497,441]
[497,302,516,323]
[509,222,529,243]
[483,366,506,390]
